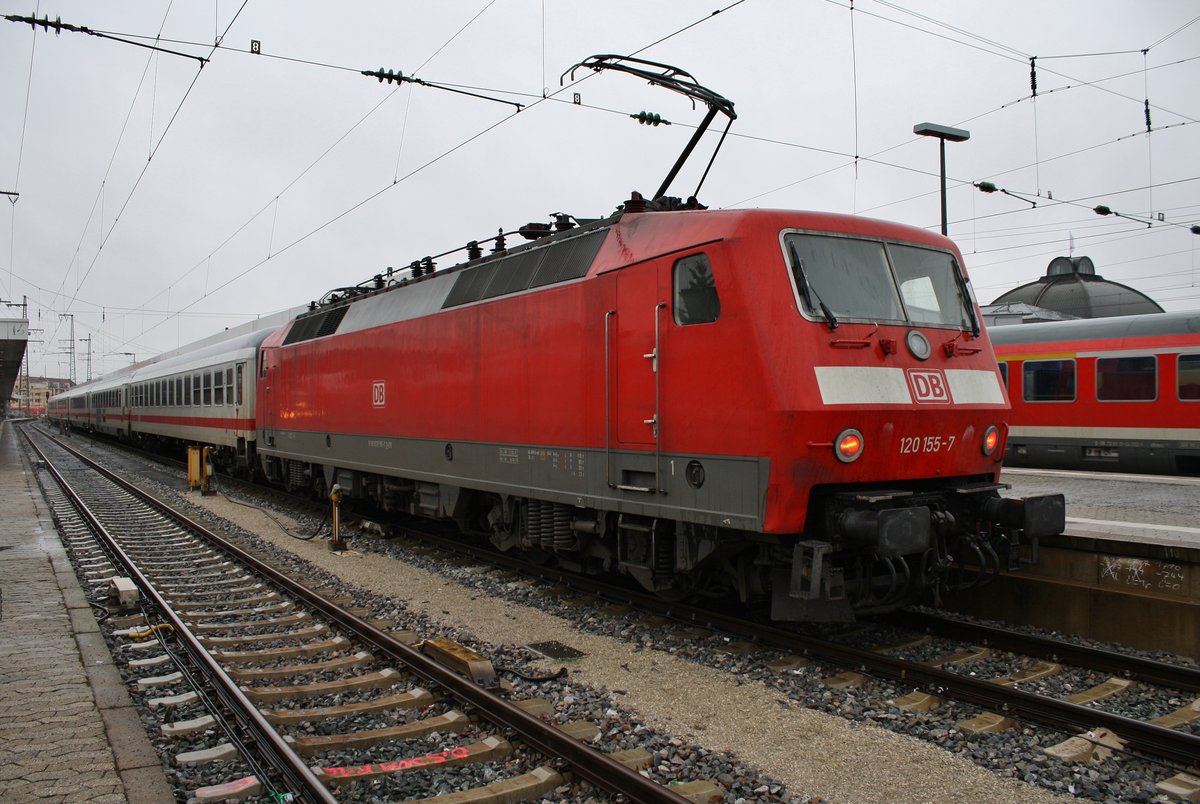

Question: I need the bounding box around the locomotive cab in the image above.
[755,220,1064,619]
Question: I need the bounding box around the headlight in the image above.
[835,428,864,462]
[982,425,1000,456]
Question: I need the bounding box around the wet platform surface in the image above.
[0,420,172,803]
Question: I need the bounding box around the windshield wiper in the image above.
[788,242,839,330]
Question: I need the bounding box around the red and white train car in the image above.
[990,311,1200,474]
[49,326,275,474]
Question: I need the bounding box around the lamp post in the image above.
[914,122,970,236]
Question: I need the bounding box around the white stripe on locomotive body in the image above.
[814,366,1003,405]
[814,366,910,404]
[945,369,1006,404]
[1010,425,1200,441]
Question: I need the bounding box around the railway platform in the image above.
[0,419,172,803]
[948,467,1200,659]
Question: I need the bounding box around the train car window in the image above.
[214,373,225,406]
[236,364,244,406]
[890,245,973,329]
[176,377,183,407]
[785,234,904,324]
[193,374,201,405]
[673,254,720,325]
[1097,356,1156,402]
[225,368,234,406]
[997,362,1009,386]
[1023,359,1076,402]
[1180,354,1200,401]
[203,373,212,406]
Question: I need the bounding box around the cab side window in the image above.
[673,253,720,326]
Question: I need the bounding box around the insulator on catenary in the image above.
[492,228,506,254]
[409,260,421,278]
[631,110,670,126]
[421,256,434,275]
[363,67,404,84]
[1144,99,1152,133]
[1029,57,1037,98]
[467,241,482,260]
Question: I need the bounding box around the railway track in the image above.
[22,425,704,803]
[34,424,1200,800]
[359,514,1200,794]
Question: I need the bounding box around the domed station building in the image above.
[983,255,1164,326]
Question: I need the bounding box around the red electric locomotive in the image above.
[49,57,1065,621]
[256,193,1064,620]
[991,311,1200,474]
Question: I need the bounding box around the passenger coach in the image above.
[49,327,274,474]
[991,311,1200,474]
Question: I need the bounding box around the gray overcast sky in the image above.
[3,1,1198,379]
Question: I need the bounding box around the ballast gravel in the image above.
[172,491,1066,804]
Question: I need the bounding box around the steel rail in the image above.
[885,609,1200,693]
[404,525,1200,767]
[23,429,336,804]
[37,428,689,804]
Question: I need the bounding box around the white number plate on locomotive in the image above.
[898,435,957,454]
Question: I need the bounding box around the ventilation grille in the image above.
[443,229,607,309]
[283,305,350,345]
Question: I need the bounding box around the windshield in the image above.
[784,232,975,331]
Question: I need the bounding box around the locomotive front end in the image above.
[768,221,1064,620]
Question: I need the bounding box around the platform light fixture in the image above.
[914,122,970,236]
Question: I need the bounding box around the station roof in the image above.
[989,255,1164,319]
[0,318,30,407]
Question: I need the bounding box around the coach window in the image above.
[214,370,225,406]
[225,368,234,406]
[236,364,244,406]
[1097,356,1156,402]
[673,254,720,325]
[1023,359,1076,402]
[193,374,201,405]
[203,373,212,406]
[175,377,183,407]
[1180,354,1200,400]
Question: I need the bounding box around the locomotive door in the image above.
[614,263,665,447]
[259,347,276,446]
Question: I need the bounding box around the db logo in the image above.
[906,368,951,403]
[371,381,386,408]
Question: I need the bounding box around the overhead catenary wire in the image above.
[13,2,1199,374]
[111,1,751,351]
